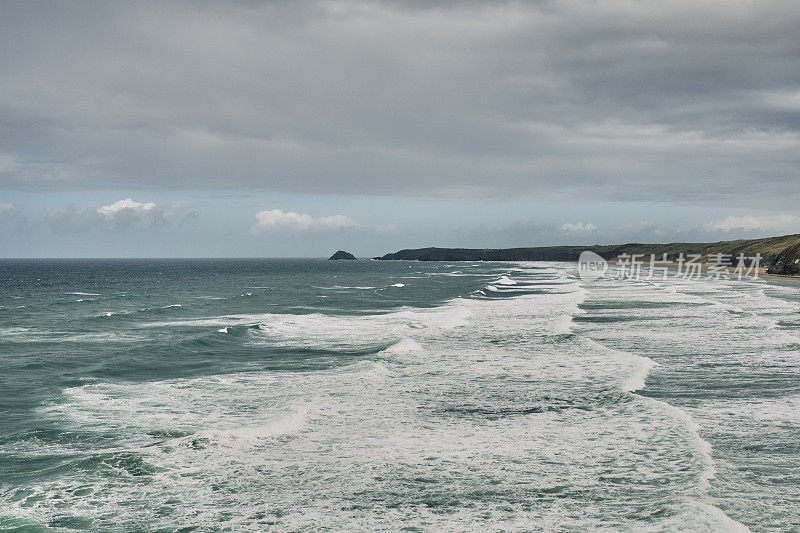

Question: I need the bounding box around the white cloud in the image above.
[375,224,398,233]
[252,209,356,232]
[161,201,198,224]
[46,198,196,233]
[760,90,800,110]
[97,198,157,216]
[0,201,23,235]
[560,222,597,233]
[704,214,800,233]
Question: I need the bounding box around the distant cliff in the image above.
[375,234,800,275]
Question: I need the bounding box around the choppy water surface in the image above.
[0,259,797,531]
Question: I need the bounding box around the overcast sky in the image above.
[1,0,799,257]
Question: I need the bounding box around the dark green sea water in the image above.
[0,259,797,531]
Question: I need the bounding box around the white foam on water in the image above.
[621,354,659,392]
[240,304,473,351]
[64,332,144,343]
[3,262,779,531]
[700,393,800,425]
[39,372,317,443]
[568,270,800,531]
[0,328,142,344]
[115,302,465,355]
[580,338,660,393]
[573,338,740,530]
[0,327,31,335]
[380,337,424,355]
[642,502,751,533]
[425,272,489,277]
[314,285,377,290]
[188,407,309,449]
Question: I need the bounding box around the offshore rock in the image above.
[328,250,356,260]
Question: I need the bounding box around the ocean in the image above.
[0,259,797,531]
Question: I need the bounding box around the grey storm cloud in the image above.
[0,0,799,207]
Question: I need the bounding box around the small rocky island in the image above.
[328,250,356,260]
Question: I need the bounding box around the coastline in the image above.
[374,233,800,276]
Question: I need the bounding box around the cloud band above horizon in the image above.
[0,0,799,209]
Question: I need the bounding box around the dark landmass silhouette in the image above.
[375,234,800,276]
[329,250,357,260]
